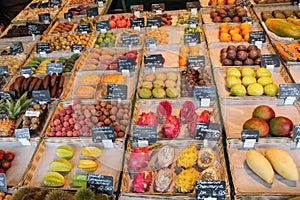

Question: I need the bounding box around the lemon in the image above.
[256,68,272,78]
[247,83,264,96]
[242,76,256,87]
[257,76,273,86]
[241,67,255,77]
[230,84,247,96]
[226,67,241,78]
[264,84,278,96]
[226,75,241,89]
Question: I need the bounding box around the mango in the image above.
[243,118,269,137]
[252,105,275,122]
[56,145,74,159]
[50,158,73,172]
[42,172,65,187]
[269,116,293,137]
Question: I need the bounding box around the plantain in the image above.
[9,82,15,91]
[43,75,51,90]
[28,77,39,93]
[50,83,57,98]
[56,88,63,98]
[23,77,33,91]
[51,73,57,87]
[58,75,65,88]
[33,79,43,91]
[14,76,25,98]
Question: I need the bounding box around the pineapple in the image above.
[0,119,15,136]
[175,167,198,193]
[177,144,197,169]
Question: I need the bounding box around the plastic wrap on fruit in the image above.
[139,88,152,98]
[166,87,179,98]
[152,88,166,98]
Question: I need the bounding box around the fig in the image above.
[222,59,233,66]
[180,101,195,121]
[234,60,243,66]
[157,100,173,118]
[227,50,237,60]
[237,51,249,61]
[237,45,248,52]
[244,58,254,65]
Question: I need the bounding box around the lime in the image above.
[247,83,264,96]
[241,67,255,77]
[256,68,272,78]
[242,76,256,87]
[264,83,278,96]
[226,67,241,78]
[257,76,273,86]
[226,75,242,89]
[230,84,247,96]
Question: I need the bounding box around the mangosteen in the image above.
[227,45,237,52]
[213,16,223,23]
[220,52,227,61]
[237,51,249,61]
[247,44,258,51]
[237,45,248,51]
[227,8,236,18]
[219,9,228,18]
[220,48,227,54]
[232,16,241,22]
[227,50,237,60]
[223,17,232,23]
[244,58,254,65]
[254,57,261,65]
[248,50,259,60]
[222,59,233,66]
[234,60,243,66]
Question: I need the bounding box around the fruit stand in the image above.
[0,0,299,199]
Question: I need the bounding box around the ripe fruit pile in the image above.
[178,45,201,67]
[208,0,236,6]
[219,23,252,42]
[210,6,247,23]
[108,15,130,29]
[243,105,293,137]
[226,67,278,97]
[0,150,15,174]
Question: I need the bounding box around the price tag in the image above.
[72,44,82,53]
[187,55,205,68]
[32,90,51,104]
[107,84,128,100]
[92,126,115,143]
[261,54,280,68]
[15,128,31,145]
[201,98,210,107]
[133,125,157,143]
[64,12,73,20]
[242,16,253,24]
[193,86,216,101]
[144,54,163,68]
[279,84,300,100]
[10,42,24,55]
[49,0,61,7]
[130,18,145,28]
[122,34,139,47]
[78,23,91,33]
[86,7,99,17]
[145,38,157,50]
[284,96,296,105]
[0,66,8,76]
[0,92,15,100]
[249,31,266,43]
[195,180,226,200]
[151,3,165,13]
[186,1,199,11]
[38,13,51,24]
[36,43,50,54]
[97,0,104,7]
[184,32,201,46]
[241,130,259,148]
[28,24,41,35]
[96,20,110,32]
[21,66,32,78]
[188,18,199,27]
[147,17,162,27]
[87,174,113,195]
[0,174,7,192]
[25,110,40,117]
[292,124,300,143]
[117,58,135,72]
[46,63,63,75]
[195,122,221,141]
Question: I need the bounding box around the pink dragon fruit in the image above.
[137,112,158,126]
[161,115,180,138]
[133,168,153,193]
[198,110,211,123]
[157,100,172,118]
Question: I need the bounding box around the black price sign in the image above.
[187,55,205,68]
[122,34,139,47]
[130,18,145,28]
[10,42,24,55]
[261,54,280,68]
[151,3,165,12]
[184,32,201,45]
[279,84,300,99]
[92,126,115,143]
[195,180,226,200]
[133,125,157,143]
[49,0,61,7]
[21,66,32,76]
[38,13,51,24]
[86,7,99,17]
[96,20,110,31]
[87,174,113,195]
[144,54,163,67]
[72,44,82,53]
[0,174,7,192]
[28,24,41,35]
[147,17,162,27]
[194,86,216,100]
[15,128,30,139]
[46,63,63,74]
[186,1,200,10]
[293,124,300,142]
[107,84,128,99]
[32,90,51,103]
[188,18,199,26]
[117,58,135,71]
[0,66,8,76]
[130,4,144,12]
[0,92,15,99]
[249,31,266,43]
[36,43,50,54]
[242,16,253,23]
[145,38,157,47]
[195,122,221,141]
[64,12,73,19]
[78,23,91,33]
[241,130,259,142]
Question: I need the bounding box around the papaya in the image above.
[274,42,298,62]
[265,18,300,39]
